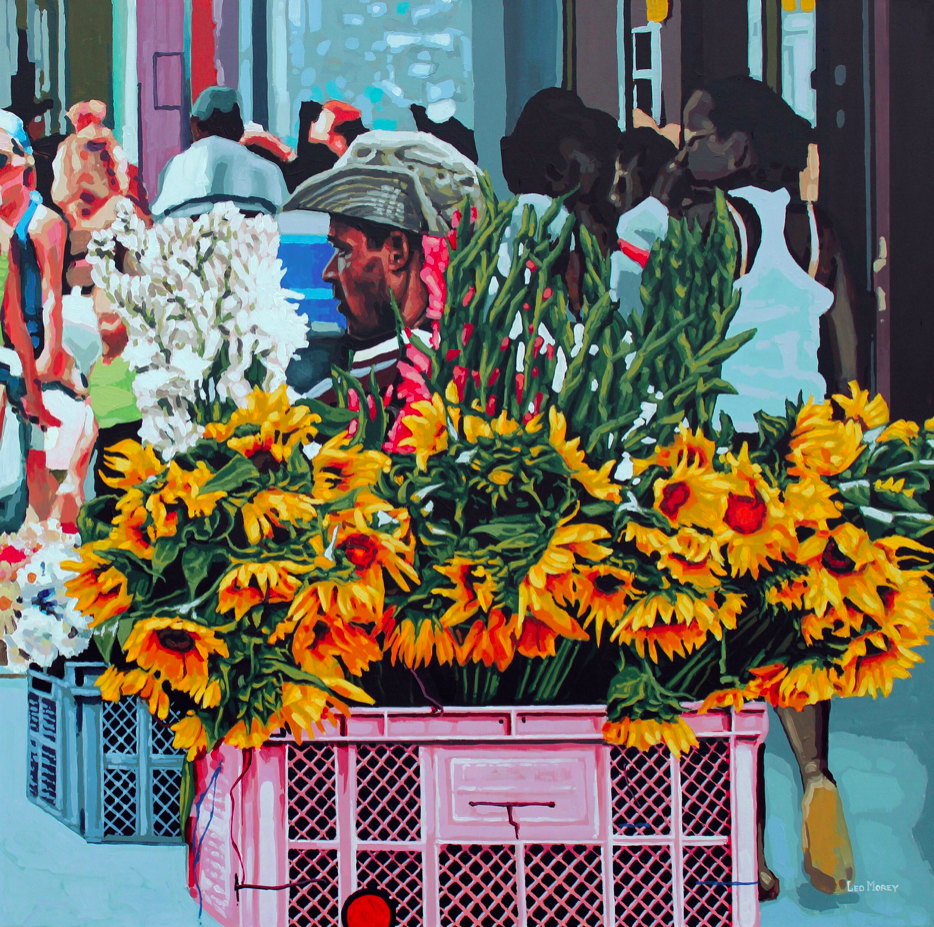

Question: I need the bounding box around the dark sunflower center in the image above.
[821,538,856,575]
[725,489,767,535]
[343,535,380,571]
[156,628,197,653]
[593,574,626,596]
[659,481,691,519]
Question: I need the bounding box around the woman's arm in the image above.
[31,206,69,381]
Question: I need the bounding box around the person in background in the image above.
[284,131,482,404]
[619,76,861,901]
[609,127,678,313]
[51,100,149,293]
[151,86,287,219]
[9,96,63,210]
[0,109,72,525]
[500,89,622,313]
[411,103,478,163]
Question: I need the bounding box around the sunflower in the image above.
[574,563,638,642]
[519,576,590,642]
[800,603,869,645]
[224,714,282,749]
[399,392,459,470]
[516,616,559,659]
[100,440,166,490]
[462,408,533,443]
[834,381,889,429]
[626,523,726,590]
[602,716,698,757]
[386,616,457,668]
[697,688,747,714]
[291,619,383,677]
[123,616,228,703]
[794,523,902,621]
[878,420,920,445]
[64,546,133,626]
[241,489,317,544]
[652,457,731,530]
[311,432,391,501]
[109,499,154,560]
[205,385,320,462]
[523,515,612,594]
[456,609,519,671]
[148,460,227,529]
[548,407,622,503]
[172,713,208,761]
[611,591,733,662]
[433,557,500,627]
[788,398,864,478]
[743,661,839,709]
[218,560,313,620]
[782,476,841,530]
[874,477,915,499]
[717,445,796,578]
[633,425,718,476]
[97,665,170,719]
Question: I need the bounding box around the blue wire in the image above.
[189,759,224,922]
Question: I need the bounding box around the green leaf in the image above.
[182,545,228,599]
[607,664,650,716]
[152,533,183,577]
[78,495,118,543]
[93,621,119,664]
[179,759,195,836]
[117,615,138,647]
[202,455,260,495]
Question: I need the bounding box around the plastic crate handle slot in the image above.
[468,800,556,839]
[233,874,316,894]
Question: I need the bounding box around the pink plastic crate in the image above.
[188,704,768,927]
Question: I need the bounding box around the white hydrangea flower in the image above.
[88,201,308,459]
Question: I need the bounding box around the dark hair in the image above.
[704,76,813,187]
[500,88,621,204]
[411,104,479,163]
[616,128,677,184]
[193,105,244,142]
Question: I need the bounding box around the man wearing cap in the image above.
[284,130,481,401]
[151,86,287,220]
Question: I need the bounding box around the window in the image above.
[631,23,662,123]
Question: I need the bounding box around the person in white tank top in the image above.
[616,77,864,903]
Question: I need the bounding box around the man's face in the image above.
[323,219,397,342]
[681,91,750,184]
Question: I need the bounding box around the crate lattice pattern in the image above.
[282,740,738,927]
[357,849,424,926]
[683,844,733,927]
[525,844,604,927]
[152,767,183,837]
[681,740,732,837]
[103,768,138,837]
[103,699,138,755]
[356,743,421,842]
[289,849,339,927]
[438,844,518,927]
[612,744,672,835]
[614,844,675,924]
[288,744,337,842]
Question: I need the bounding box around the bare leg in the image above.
[756,742,780,900]
[777,701,855,894]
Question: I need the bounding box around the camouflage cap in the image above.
[284,130,483,235]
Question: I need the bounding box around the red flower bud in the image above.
[446,349,461,361]
[488,369,501,387]
[526,259,538,272]
[462,322,474,346]
[463,287,476,307]
[500,337,510,351]
[515,372,525,404]
[486,396,497,416]
[543,287,553,299]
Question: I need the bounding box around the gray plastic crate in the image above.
[26,662,185,844]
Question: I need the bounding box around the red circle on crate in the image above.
[341,888,396,927]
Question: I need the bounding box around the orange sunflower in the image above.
[123,616,228,705]
[602,716,699,757]
[433,557,499,627]
[787,398,864,478]
[172,713,208,760]
[456,609,520,671]
[548,407,622,503]
[241,489,317,544]
[386,616,457,668]
[97,665,170,719]
[626,523,726,591]
[633,425,718,476]
[833,382,889,429]
[218,560,313,620]
[717,445,796,578]
[652,457,731,531]
[573,563,638,642]
[64,545,133,626]
[100,440,166,490]
[399,392,460,470]
[205,385,321,462]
